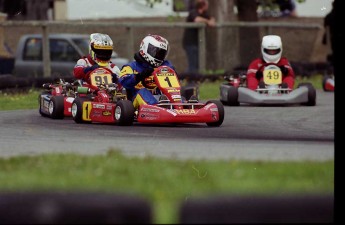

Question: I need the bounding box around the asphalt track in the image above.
[0,90,334,161]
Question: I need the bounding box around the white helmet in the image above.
[89,33,113,66]
[261,35,282,63]
[139,34,169,67]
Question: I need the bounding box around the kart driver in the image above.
[73,33,120,85]
[246,35,295,90]
[118,34,175,109]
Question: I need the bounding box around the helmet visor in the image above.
[92,46,112,61]
[264,48,281,55]
[147,43,167,61]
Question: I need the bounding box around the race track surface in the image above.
[0,91,334,161]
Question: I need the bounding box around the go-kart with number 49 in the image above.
[220,64,316,106]
[38,78,81,119]
[71,67,130,125]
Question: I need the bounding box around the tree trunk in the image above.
[236,0,261,68]
[207,0,260,72]
[207,0,237,72]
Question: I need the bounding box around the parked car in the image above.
[12,33,129,78]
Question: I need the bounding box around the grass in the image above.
[0,150,334,223]
[0,74,332,223]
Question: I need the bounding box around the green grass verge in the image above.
[0,150,334,223]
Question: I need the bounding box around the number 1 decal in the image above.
[164,76,172,87]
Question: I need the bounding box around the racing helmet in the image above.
[89,33,113,66]
[139,34,169,67]
[261,35,282,63]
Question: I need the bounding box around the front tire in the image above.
[71,97,87,123]
[206,100,225,127]
[298,82,316,106]
[49,96,64,119]
[115,100,135,126]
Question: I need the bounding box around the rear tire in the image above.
[227,86,239,106]
[206,100,224,127]
[181,85,199,101]
[49,96,64,119]
[298,82,316,106]
[115,100,135,126]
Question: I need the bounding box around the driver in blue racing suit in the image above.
[119,34,175,109]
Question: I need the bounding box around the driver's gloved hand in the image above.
[255,70,263,80]
[279,65,289,75]
[136,68,154,82]
[112,74,118,83]
[281,82,289,89]
[83,64,99,74]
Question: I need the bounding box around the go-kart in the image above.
[38,78,81,119]
[133,65,224,126]
[219,71,247,106]
[220,64,316,106]
[322,75,334,92]
[71,67,132,125]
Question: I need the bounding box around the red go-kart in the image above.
[38,78,81,119]
[133,66,224,126]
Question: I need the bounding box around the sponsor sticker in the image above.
[102,111,112,116]
[93,104,105,109]
[174,109,196,115]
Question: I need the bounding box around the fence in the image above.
[0,20,322,77]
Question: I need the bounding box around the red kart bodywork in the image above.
[323,76,334,92]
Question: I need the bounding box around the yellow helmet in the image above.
[89,33,113,66]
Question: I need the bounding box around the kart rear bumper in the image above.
[137,103,220,124]
[238,87,309,105]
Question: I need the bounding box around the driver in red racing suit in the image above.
[73,33,120,85]
[246,35,295,90]
[119,34,175,110]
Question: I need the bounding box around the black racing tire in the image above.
[206,100,225,127]
[114,100,135,126]
[181,85,199,101]
[49,96,64,119]
[71,97,88,123]
[227,86,239,106]
[298,82,316,106]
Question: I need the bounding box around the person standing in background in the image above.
[182,0,215,74]
[274,0,298,17]
[322,1,335,70]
